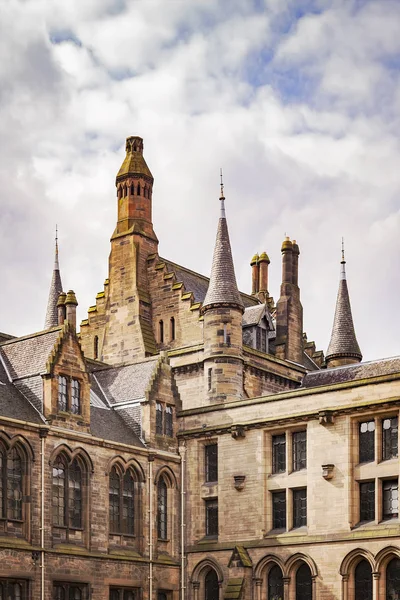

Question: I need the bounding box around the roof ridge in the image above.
[0,326,62,346]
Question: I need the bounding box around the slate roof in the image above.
[92,357,159,405]
[202,200,244,311]
[44,242,63,329]
[90,405,144,447]
[0,328,61,380]
[161,258,257,309]
[302,356,400,388]
[242,305,265,327]
[0,360,43,423]
[326,263,362,362]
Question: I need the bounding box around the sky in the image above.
[1,0,400,362]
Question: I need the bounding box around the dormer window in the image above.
[58,376,68,411]
[58,376,81,415]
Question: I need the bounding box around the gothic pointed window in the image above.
[205,569,219,600]
[354,560,372,600]
[52,454,85,532]
[268,565,283,600]
[0,445,24,522]
[296,564,312,600]
[386,557,400,599]
[130,184,134,196]
[137,183,141,196]
[109,467,135,535]
[157,477,168,540]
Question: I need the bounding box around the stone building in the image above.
[0,136,399,600]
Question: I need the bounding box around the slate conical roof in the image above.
[326,250,362,363]
[202,191,244,312]
[44,232,63,329]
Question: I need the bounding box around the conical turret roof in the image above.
[44,231,63,329]
[116,136,153,181]
[326,249,362,363]
[202,191,244,312]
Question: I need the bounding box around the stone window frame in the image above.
[352,410,400,527]
[254,553,318,600]
[53,581,90,599]
[155,402,174,438]
[204,443,218,484]
[154,466,177,554]
[205,497,218,538]
[110,586,141,600]
[0,578,29,599]
[0,434,33,540]
[57,374,83,415]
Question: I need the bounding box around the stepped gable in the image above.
[302,355,400,388]
[0,357,43,423]
[92,356,159,405]
[160,258,258,309]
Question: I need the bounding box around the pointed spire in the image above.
[44,227,63,329]
[202,178,244,312]
[326,241,362,367]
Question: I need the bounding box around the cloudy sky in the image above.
[1,0,399,361]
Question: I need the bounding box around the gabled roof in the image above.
[302,355,400,388]
[92,357,159,405]
[90,405,145,447]
[0,328,62,380]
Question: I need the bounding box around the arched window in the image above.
[143,186,147,198]
[159,320,164,344]
[94,335,99,360]
[387,557,400,599]
[109,466,135,535]
[123,185,127,197]
[52,455,83,530]
[157,477,168,540]
[0,445,23,521]
[296,563,312,600]
[354,560,372,600]
[137,183,141,196]
[205,569,219,600]
[170,317,175,341]
[268,565,283,600]
[130,184,134,196]
[165,406,173,437]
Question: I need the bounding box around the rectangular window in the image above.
[382,417,398,461]
[58,375,68,411]
[0,579,28,599]
[383,479,399,520]
[205,499,218,537]
[261,329,267,353]
[164,406,173,437]
[256,328,261,350]
[156,403,163,435]
[359,420,375,463]
[359,481,375,522]
[205,444,218,483]
[292,431,307,471]
[110,587,139,600]
[53,582,89,599]
[272,491,286,530]
[272,434,286,474]
[293,488,307,528]
[71,379,81,414]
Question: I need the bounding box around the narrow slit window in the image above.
[170,317,175,341]
[159,320,164,344]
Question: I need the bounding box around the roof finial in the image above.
[340,237,346,280]
[219,168,226,219]
[55,224,59,257]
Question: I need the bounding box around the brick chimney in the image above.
[57,292,66,325]
[250,254,259,295]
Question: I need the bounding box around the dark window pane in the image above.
[205,569,219,600]
[296,564,312,600]
[383,417,398,461]
[109,467,120,533]
[205,445,218,483]
[383,479,398,520]
[58,376,68,411]
[360,481,375,522]
[109,591,119,600]
[71,380,80,415]
[272,491,286,530]
[293,431,307,471]
[170,317,175,341]
[272,435,286,474]
[69,460,82,529]
[122,472,135,535]
[156,403,163,435]
[205,499,218,537]
[7,448,22,520]
[52,458,66,526]
[261,329,267,353]
[157,593,167,600]
[359,420,375,463]
[355,560,372,600]
[164,406,173,437]
[0,450,4,518]
[293,488,307,528]
[157,478,167,539]
[256,328,261,350]
[387,557,400,600]
[268,565,283,600]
